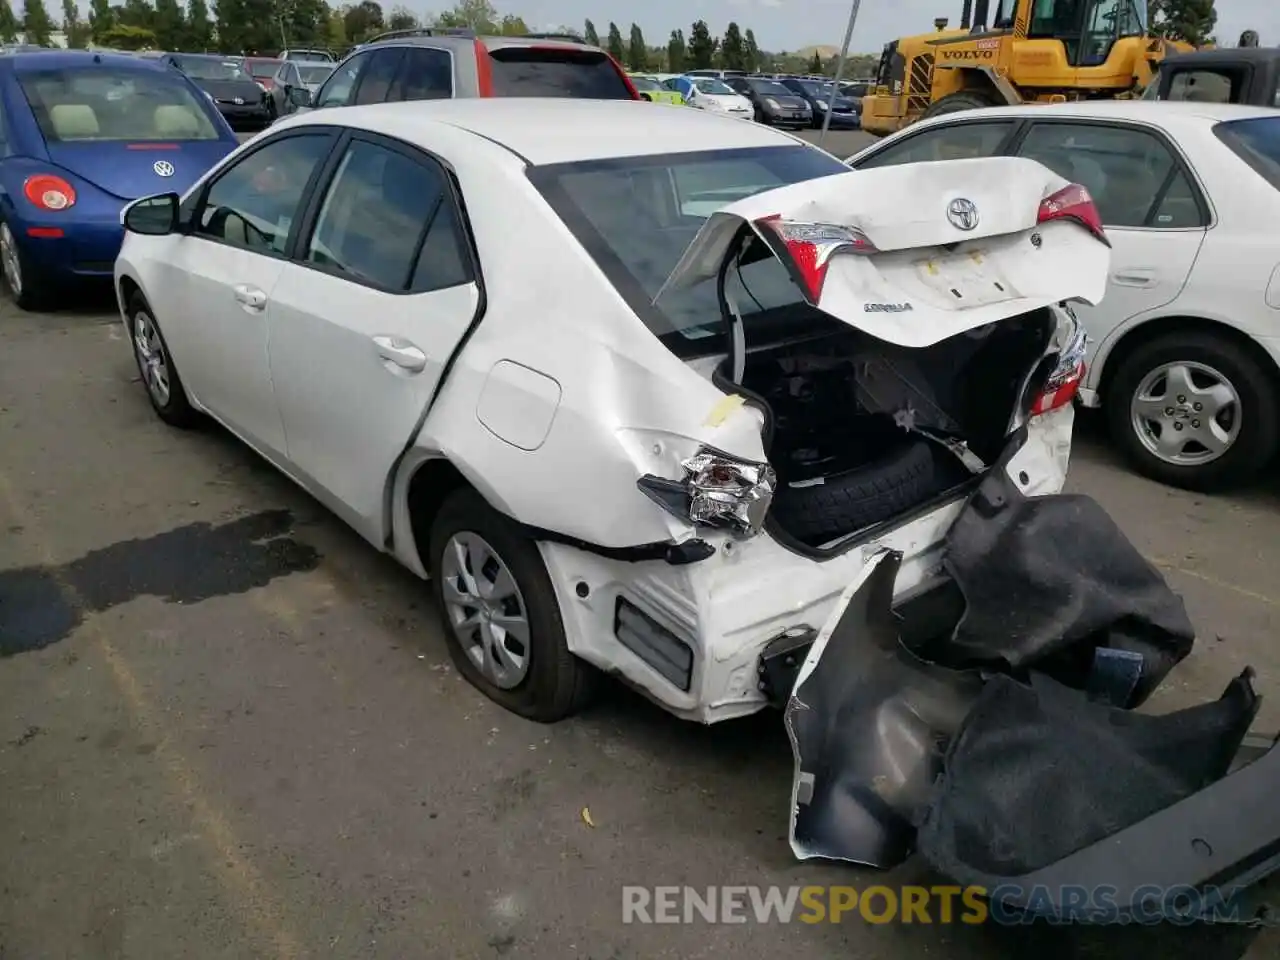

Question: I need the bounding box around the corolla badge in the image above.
[153,160,175,178]
[946,197,979,231]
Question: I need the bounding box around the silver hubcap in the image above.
[1130,360,1241,467]
[133,311,171,406]
[439,532,530,689]
[0,223,22,298]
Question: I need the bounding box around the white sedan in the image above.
[847,101,1280,492]
[114,99,1106,724]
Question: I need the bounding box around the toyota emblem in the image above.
[946,197,979,231]
[234,97,244,105]
[153,160,175,178]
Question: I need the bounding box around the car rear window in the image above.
[1214,117,1280,190]
[298,64,335,84]
[246,59,281,79]
[17,66,220,142]
[528,145,849,356]
[487,48,633,99]
[172,56,251,81]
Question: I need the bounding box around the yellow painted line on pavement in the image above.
[1148,556,1278,610]
[0,470,305,960]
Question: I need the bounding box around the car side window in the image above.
[305,139,471,292]
[1148,168,1203,228]
[1166,69,1238,103]
[1015,122,1200,228]
[196,135,331,254]
[857,121,1016,168]
[316,53,369,108]
[390,48,453,101]
[354,49,404,106]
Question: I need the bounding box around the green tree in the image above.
[720,21,744,70]
[341,0,384,43]
[87,0,111,42]
[0,0,19,41]
[186,0,211,48]
[583,17,597,46]
[117,0,154,30]
[281,0,332,45]
[1160,0,1216,45]
[808,50,823,73]
[686,19,715,69]
[100,21,154,46]
[152,0,185,48]
[325,7,346,48]
[743,27,759,71]
[605,21,623,62]
[498,13,526,35]
[386,5,417,30]
[22,0,54,44]
[666,28,683,71]
[626,22,646,70]
[435,0,495,32]
[62,0,90,45]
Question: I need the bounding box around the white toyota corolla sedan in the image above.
[847,102,1280,492]
[114,99,1108,724]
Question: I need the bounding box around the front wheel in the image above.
[1106,332,1279,491]
[127,293,200,428]
[428,488,595,722]
[921,90,999,119]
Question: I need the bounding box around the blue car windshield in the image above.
[19,66,220,142]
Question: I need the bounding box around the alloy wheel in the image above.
[439,531,531,689]
[1129,360,1241,467]
[133,311,172,406]
[0,222,22,299]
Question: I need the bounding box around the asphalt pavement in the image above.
[2,130,1279,960]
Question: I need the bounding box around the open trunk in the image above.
[711,308,1059,547]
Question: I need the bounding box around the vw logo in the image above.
[153,160,175,178]
[946,197,979,231]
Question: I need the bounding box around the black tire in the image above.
[771,439,969,545]
[428,488,595,723]
[921,90,999,120]
[1106,332,1279,492]
[126,292,200,429]
[0,218,49,311]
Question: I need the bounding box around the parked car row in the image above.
[637,70,863,130]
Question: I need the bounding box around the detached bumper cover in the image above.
[785,458,1277,918]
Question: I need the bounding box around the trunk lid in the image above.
[48,140,236,201]
[196,78,263,103]
[654,156,1110,349]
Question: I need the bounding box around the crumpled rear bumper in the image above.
[783,448,1279,922]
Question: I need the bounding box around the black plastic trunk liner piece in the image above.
[916,669,1260,885]
[938,452,1196,706]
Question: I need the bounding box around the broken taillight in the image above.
[1031,311,1089,416]
[755,216,877,303]
[1036,183,1110,247]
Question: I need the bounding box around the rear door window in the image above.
[1215,117,1280,190]
[354,48,405,105]
[855,121,1016,168]
[315,52,370,108]
[389,48,453,101]
[1165,68,1240,103]
[1015,121,1204,227]
[486,48,632,99]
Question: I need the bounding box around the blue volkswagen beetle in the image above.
[0,50,240,310]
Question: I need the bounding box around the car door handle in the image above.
[372,335,427,373]
[233,284,268,310]
[1111,270,1158,288]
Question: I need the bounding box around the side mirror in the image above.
[122,193,180,236]
[288,86,313,107]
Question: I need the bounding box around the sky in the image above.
[466,0,1279,54]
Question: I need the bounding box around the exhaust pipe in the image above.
[935,17,950,30]
[960,0,973,29]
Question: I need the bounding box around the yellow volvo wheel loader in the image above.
[860,0,1192,136]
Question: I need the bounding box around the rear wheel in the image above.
[1106,332,1279,491]
[921,90,999,119]
[428,489,595,723]
[0,220,48,311]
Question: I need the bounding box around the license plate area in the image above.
[914,249,1013,307]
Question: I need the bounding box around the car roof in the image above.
[1165,47,1280,65]
[7,49,173,73]
[921,100,1279,128]
[357,32,608,55]
[292,98,806,165]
